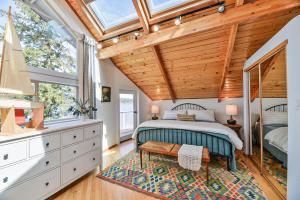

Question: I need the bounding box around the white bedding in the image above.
[265,127,288,153]
[132,120,243,150]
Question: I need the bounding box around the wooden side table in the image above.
[223,124,242,138]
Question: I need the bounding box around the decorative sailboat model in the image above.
[0,7,44,135]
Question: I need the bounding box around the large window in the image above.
[0,0,78,121]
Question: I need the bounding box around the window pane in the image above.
[147,0,190,14]
[90,0,138,29]
[0,0,77,74]
[38,83,77,121]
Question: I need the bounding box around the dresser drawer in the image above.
[84,124,101,140]
[0,141,27,167]
[29,133,60,157]
[61,128,84,147]
[62,149,100,185]
[0,150,60,191]
[0,167,60,200]
[61,137,100,163]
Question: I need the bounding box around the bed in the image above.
[132,103,243,171]
[255,104,288,167]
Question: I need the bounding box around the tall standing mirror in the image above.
[247,46,287,199]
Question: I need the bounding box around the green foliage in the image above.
[0,0,78,120]
[68,98,97,117]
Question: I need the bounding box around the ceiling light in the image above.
[217,4,225,13]
[97,43,103,49]
[153,24,160,32]
[174,16,181,25]
[134,31,140,40]
[112,37,119,43]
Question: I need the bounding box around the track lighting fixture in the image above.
[153,24,160,32]
[112,37,119,43]
[97,43,103,49]
[134,31,140,40]
[174,16,181,25]
[217,4,225,13]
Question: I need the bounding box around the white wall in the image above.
[244,15,300,199]
[95,59,151,150]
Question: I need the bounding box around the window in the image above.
[0,0,77,75]
[147,0,191,14]
[89,0,138,29]
[0,0,79,122]
[38,83,77,121]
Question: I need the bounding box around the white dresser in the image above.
[0,120,102,200]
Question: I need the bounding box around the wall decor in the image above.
[101,86,111,102]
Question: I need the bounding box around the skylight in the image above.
[89,0,138,29]
[147,0,190,14]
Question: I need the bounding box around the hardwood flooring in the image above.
[49,139,281,200]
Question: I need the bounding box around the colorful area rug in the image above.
[253,146,287,188]
[98,151,266,200]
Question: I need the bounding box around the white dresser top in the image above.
[0,119,102,144]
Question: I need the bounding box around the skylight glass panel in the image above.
[147,0,190,14]
[90,0,138,29]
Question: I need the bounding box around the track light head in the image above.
[217,4,225,13]
[153,24,160,32]
[112,37,119,43]
[174,16,181,25]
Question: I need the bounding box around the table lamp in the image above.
[151,105,160,120]
[226,104,238,125]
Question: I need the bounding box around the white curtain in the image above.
[78,35,97,119]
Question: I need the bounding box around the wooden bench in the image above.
[139,141,211,181]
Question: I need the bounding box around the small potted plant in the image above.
[68,98,97,120]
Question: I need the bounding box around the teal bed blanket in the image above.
[136,127,237,171]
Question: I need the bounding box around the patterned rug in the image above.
[98,151,266,200]
[253,146,287,188]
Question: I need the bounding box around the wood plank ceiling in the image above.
[66,0,300,101]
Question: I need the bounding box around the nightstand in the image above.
[223,124,242,138]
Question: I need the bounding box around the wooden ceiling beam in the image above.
[65,0,103,41]
[132,0,150,33]
[218,0,244,102]
[98,0,300,59]
[151,46,176,103]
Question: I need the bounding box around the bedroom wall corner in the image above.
[95,59,152,150]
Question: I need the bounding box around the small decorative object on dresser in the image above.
[151,105,160,120]
[226,104,238,125]
[224,123,242,138]
[68,98,97,119]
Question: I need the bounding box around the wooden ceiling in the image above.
[67,0,300,101]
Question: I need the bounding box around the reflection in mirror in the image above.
[261,49,287,193]
[248,48,287,198]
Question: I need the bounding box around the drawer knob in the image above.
[73,135,77,139]
[45,182,49,187]
[93,142,96,146]
[92,130,95,133]
[73,150,77,154]
[45,161,50,166]
[3,154,8,160]
[3,177,8,183]
[45,142,50,147]
[93,158,96,161]
[73,168,77,172]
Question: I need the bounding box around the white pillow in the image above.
[162,110,186,120]
[262,111,288,125]
[187,109,215,122]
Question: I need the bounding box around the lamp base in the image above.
[152,116,158,120]
[227,119,236,125]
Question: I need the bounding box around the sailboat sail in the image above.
[0,7,34,95]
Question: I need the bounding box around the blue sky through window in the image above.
[89,0,138,29]
[147,0,190,14]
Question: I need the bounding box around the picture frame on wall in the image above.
[101,86,111,102]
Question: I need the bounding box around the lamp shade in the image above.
[226,105,238,116]
[151,105,160,114]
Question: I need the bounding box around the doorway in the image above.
[119,90,137,142]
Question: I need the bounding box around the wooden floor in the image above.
[49,139,281,200]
